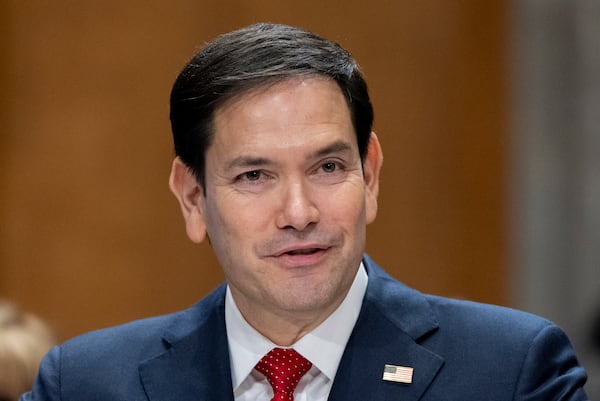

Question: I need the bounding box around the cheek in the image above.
[324,192,367,231]
[204,196,268,246]
[330,184,367,216]
[202,199,232,246]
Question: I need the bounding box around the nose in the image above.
[275,180,320,231]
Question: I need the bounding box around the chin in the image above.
[278,285,343,313]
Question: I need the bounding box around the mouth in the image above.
[271,244,330,266]
[275,244,328,256]
[281,247,324,256]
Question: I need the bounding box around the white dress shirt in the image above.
[226,262,368,401]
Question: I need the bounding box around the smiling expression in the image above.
[171,76,382,337]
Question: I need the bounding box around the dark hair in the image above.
[169,23,374,186]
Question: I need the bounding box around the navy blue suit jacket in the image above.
[21,255,588,400]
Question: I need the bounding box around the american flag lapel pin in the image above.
[382,364,414,384]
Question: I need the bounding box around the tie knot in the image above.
[255,348,312,401]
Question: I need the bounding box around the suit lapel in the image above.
[135,256,443,401]
[328,256,444,401]
[138,286,235,401]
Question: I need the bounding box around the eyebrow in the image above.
[226,156,272,170]
[311,140,353,158]
[225,140,355,170]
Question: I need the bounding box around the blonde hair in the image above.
[0,301,55,401]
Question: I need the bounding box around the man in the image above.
[21,23,588,401]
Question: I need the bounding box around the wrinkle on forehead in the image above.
[217,77,349,124]
[208,76,357,173]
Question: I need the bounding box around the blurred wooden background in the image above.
[0,1,508,341]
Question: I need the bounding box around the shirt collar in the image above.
[226,262,368,390]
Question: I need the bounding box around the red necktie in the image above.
[255,348,312,401]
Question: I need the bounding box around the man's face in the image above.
[170,77,382,332]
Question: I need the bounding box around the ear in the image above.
[363,132,383,224]
[168,157,208,244]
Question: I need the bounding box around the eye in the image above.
[322,162,337,173]
[241,170,262,181]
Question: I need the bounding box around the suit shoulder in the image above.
[60,284,226,362]
[362,256,556,342]
[27,286,228,400]
[424,294,556,343]
[64,309,181,349]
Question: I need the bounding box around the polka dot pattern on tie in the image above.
[255,347,312,401]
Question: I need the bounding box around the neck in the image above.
[232,293,346,347]
[249,314,321,347]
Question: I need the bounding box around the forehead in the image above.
[218,75,348,114]
[211,77,354,147]
[203,78,360,173]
